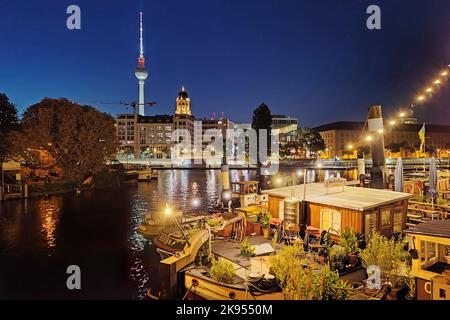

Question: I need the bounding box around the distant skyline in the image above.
[1,0,450,126]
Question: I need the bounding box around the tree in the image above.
[251,103,272,164]
[9,98,117,183]
[297,128,325,158]
[0,93,19,162]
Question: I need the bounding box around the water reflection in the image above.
[38,198,61,255]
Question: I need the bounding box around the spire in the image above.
[181,85,185,92]
[139,12,144,59]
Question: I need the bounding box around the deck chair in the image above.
[284,223,303,246]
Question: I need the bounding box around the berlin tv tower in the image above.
[134,12,148,116]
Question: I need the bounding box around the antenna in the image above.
[139,12,144,59]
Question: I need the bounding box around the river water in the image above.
[0,168,356,299]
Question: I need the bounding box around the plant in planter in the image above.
[318,232,332,264]
[270,245,350,300]
[206,216,224,227]
[195,242,210,266]
[360,232,412,299]
[436,195,448,206]
[261,213,272,238]
[329,246,347,272]
[339,228,360,266]
[210,257,235,284]
[240,237,255,257]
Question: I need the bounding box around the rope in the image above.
[182,283,195,300]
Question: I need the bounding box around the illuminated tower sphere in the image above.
[134,12,148,116]
[175,86,192,115]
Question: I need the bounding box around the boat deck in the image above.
[211,236,279,268]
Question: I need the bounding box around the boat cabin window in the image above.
[364,211,377,238]
[320,209,341,235]
[393,206,403,233]
[381,207,392,227]
[420,240,439,270]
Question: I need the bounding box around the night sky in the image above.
[1,0,449,126]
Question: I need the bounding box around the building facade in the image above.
[314,121,450,158]
[271,115,298,144]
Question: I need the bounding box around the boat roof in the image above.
[262,182,412,211]
[404,220,450,239]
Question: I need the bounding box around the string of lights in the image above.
[393,64,450,124]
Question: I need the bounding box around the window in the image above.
[381,208,392,227]
[365,211,377,236]
[393,206,403,233]
[420,240,439,267]
[320,209,341,234]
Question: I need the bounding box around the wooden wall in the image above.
[268,195,284,219]
[307,203,363,234]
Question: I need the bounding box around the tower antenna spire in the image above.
[139,11,144,59]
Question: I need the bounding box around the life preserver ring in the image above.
[424,281,432,295]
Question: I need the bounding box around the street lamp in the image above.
[164,204,173,215]
[366,135,373,142]
[192,198,200,208]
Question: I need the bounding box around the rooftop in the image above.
[262,183,412,211]
[314,121,450,133]
[404,220,450,239]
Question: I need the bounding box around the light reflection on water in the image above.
[38,198,61,255]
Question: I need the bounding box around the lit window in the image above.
[320,209,341,234]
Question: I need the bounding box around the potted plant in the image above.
[209,257,235,284]
[360,232,412,300]
[240,237,255,257]
[261,213,272,238]
[339,228,360,266]
[329,246,347,272]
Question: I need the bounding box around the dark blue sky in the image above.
[1,0,450,126]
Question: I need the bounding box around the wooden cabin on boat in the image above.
[262,181,413,238]
[404,220,450,300]
[231,180,268,208]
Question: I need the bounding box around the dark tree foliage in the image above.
[297,127,325,157]
[0,93,19,162]
[252,103,273,164]
[9,98,117,183]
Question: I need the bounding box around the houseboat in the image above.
[405,220,450,300]
[262,179,413,239]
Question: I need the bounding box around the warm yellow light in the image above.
[378,129,384,134]
[164,204,172,215]
[417,95,425,101]
[348,145,354,150]
[317,163,323,168]
[434,79,441,85]
[276,178,282,184]
[399,112,406,117]
[296,170,303,176]
[441,71,448,77]
[366,136,373,142]
[389,120,396,126]
[426,88,433,93]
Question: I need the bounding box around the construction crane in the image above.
[77,100,157,115]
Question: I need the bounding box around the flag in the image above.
[418,123,425,151]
